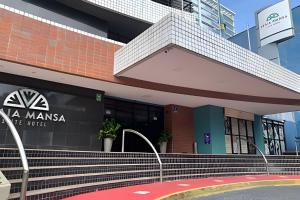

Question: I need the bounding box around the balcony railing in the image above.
[151,0,194,13]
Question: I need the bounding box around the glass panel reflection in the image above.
[262,119,286,155]
[247,121,254,137]
[224,117,255,154]
[232,135,240,154]
[239,120,247,136]
[279,126,284,140]
[225,135,232,154]
[231,118,239,135]
[268,123,274,139]
[275,140,281,155]
[265,141,270,155]
[248,137,256,154]
[263,122,268,138]
[281,141,286,153]
[241,139,248,154]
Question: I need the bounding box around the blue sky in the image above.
[220,0,300,33]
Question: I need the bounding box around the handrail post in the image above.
[295,141,298,156]
[122,130,125,153]
[0,109,29,200]
[295,138,299,156]
[122,129,163,183]
[251,143,269,176]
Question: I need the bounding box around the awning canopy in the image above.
[114,12,300,114]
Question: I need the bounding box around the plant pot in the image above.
[104,138,113,152]
[160,142,167,153]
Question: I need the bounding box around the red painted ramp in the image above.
[64,175,300,200]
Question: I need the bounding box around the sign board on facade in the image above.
[204,132,211,144]
[0,82,104,150]
[96,93,102,102]
[257,0,294,46]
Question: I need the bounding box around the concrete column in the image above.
[193,105,225,154]
[164,105,195,153]
[254,115,265,154]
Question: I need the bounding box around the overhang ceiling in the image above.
[114,13,300,103]
[0,59,299,115]
[118,46,300,100]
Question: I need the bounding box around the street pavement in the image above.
[194,186,300,200]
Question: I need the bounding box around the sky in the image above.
[220,0,300,33]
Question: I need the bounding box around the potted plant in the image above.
[97,118,121,152]
[158,130,172,153]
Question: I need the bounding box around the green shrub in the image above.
[158,130,172,145]
[97,118,121,140]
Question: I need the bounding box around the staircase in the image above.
[266,155,300,174]
[1,148,300,200]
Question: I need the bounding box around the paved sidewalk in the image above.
[64,175,300,200]
[195,186,300,200]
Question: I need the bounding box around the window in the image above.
[263,119,286,155]
[224,117,256,154]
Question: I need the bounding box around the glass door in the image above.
[263,119,286,155]
[224,116,256,154]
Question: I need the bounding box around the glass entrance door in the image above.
[103,97,164,152]
[225,117,256,154]
[263,119,286,155]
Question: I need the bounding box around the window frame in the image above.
[224,116,256,154]
[263,119,286,155]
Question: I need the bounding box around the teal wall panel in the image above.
[193,105,225,154]
[254,115,265,154]
[193,106,212,154]
[210,107,226,154]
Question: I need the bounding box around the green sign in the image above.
[96,93,102,102]
[267,13,279,21]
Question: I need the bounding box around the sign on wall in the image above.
[204,132,211,144]
[2,89,65,127]
[0,82,104,150]
[257,0,294,46]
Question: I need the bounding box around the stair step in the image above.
[9,166,269,184]
[0,162,269,170]
[0,156,270,160]
[0,163,159,171]
[163,171,267,180]
[9,169,160,184]
[1,157,158,160]
[8,171,268,199]
[0,148,299,200]
[8,176,160,200]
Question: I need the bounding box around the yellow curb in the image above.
[155,179,300,200]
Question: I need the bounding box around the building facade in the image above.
[229,4,300,154]
[199,0,235,37]
[152,0,235,37]
[0,0,299,155]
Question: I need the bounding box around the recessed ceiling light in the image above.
[105,110,112,115]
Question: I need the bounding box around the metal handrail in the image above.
[240,137,269,176]
[121,129,163,182]
[295,137,300,156]
[0,109,29,200]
